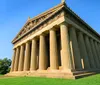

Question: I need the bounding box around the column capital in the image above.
[16,46,20,50]
[20,43,25,47]
[77,31,83,34]
[60,22,68,26]
[77,31,85,37]
[25,40,31,44]
[84,34,88,38]
[49,27,57,31]
[40,32,46,36]
[13,48,16,51]
[90,38,93,41]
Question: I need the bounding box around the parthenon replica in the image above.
[7,0,100,79]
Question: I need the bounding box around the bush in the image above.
[0,58,11,74]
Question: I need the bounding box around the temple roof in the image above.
[12,2,100,44]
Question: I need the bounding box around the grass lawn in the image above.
[0,74,100,85]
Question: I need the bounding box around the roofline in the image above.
[12,2,100,44]
[65,6,100,39]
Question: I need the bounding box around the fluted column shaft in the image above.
[11,49,16,72]
[30,39,37,70]
[84,36,96,68]
[90,39,100,68]
[77,32,90,69]
[24,41,31,71]
[18,44,25,71]
[97,43,100,60]
[94,41,100,62]
[60,23,73,70]
[39,34,48,70]
[14,47,20,71]
[50,29,59,70]
[69,27,82,70]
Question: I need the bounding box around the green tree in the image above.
[0,58,11,74]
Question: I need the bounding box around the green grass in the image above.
[0,74,3,76]
[0,74,100,85]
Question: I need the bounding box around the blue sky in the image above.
[0,0,100,59]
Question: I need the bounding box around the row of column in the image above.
[70,27,100,70]
[11,22,100,72]
[11,22,72,71]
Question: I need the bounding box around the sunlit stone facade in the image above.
[8,2,100,79]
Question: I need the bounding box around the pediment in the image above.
[12,3,65,43]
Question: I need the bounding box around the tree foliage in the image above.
[0,58,11,74]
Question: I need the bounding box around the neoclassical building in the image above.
[8,1,100,79]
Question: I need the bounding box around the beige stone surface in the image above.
[39,34,48,70]
[9,2,100,79]
[14,47,20,71]
[24,41,31,71]
[18,44,24,71]
[60,22,74,70]
[30,39,38,70]
[10,49,16,72]
[50,29,59,70]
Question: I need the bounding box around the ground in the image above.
[0,74,100,85]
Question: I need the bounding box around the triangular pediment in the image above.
[12,3,65,43]
[13,2,100,44]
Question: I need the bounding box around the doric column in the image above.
[97,43,100,60]
[24,41,31,71]
[50,28,59,70]
[84,36,96,68]
[14,47,20,71]
[77,32,90,69]
[39,34,48,70]
[18,44,25,71]
[94,41,100,61]
[90,39,100,68]
[30,39,37,70]
[69,27,82,70]
[10,49,16,72]
[60,22,73,70]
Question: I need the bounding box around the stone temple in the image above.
[7,1,100,79]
